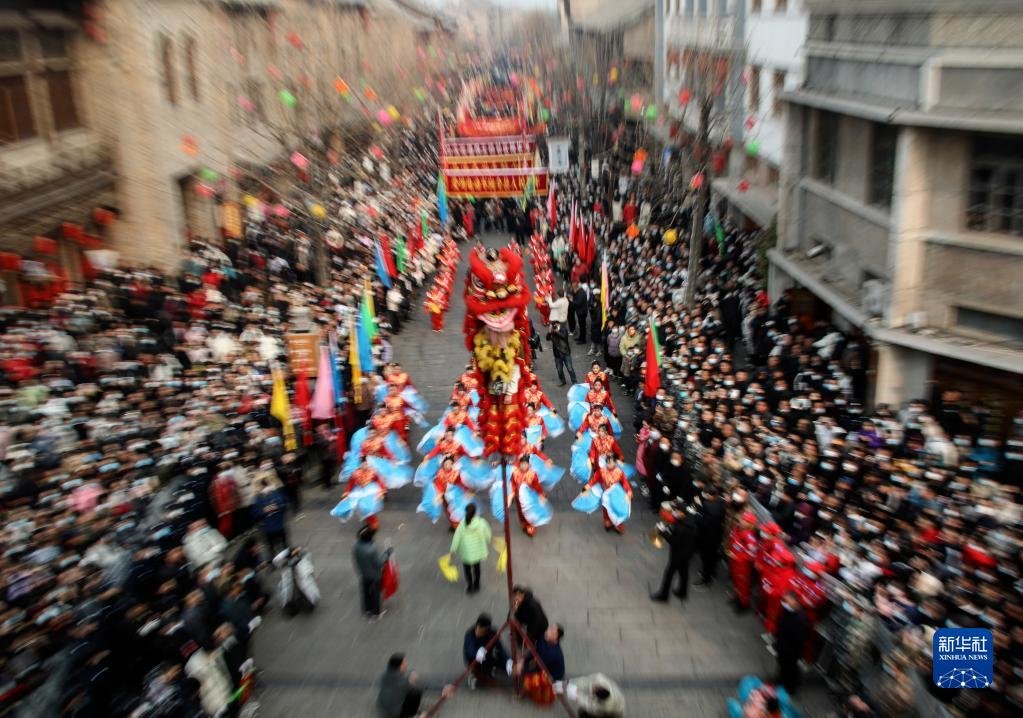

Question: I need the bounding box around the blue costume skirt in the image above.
[330,484,383,522]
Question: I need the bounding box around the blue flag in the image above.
[374,242,392,288]
[437,172,449,226]
[357,316,375,372]
[328,333,345,405]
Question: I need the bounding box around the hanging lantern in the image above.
[243,194,259,208]
[609,67,619,83]
[387,105,400,121]
[630,94,643,112]
[33,236,58,254]
[286,32,303,49]
[744,115,757,131]
[712,152,727,175]
[413,87,427,103]
[181,135,199,156]
[631,158,644,175]
[290,152,309,170]
[195,183,215,198]
[364,85,378,102]
[369,145,384,160]
[376,109,393,126]
[662,229,678,246]
[678,88,692,107]
[738,179,751,193]
[722,136,735,153]
[267,63,282,81]
[238,95,255,113]
[273,204,290,218]
[689,172,705,190]
[626,224,640,239]
[645,105,658,120]
[311,204,327,219]
[334,77,351,97]
[279,89,297,108]
[746,139,761,157]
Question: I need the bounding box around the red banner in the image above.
[442,136,536,157]
[457,117,525,137]
[443,169,548,199]
[441,153,533,170]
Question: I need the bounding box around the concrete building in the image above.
[771,0,1023,425]
[1,0,450,284]
[661,1,807,230]
[0,2,116,303]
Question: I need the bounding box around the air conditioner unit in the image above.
[861,279,888,317]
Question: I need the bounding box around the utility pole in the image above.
[684,95,711,309]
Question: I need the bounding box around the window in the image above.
[966,135,1023,236]
[751,0,762,12]
[813,110,839,185]
[868,124,897,208]
[776,0,788,12]
[38,30,67,59]
[748,65,761,112]
[772,70,786,115]
[0,29,23,61]
[184,36,199,101]
[697,0,708,17]
[45,70,80,131]
[159,34,177,105]
[957,307,1023,342]
[0,75,35,143]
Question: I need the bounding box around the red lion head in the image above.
[463,245,532,357]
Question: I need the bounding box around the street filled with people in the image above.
[2,57,1022,718]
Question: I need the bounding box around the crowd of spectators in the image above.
[0,125,446,716]
[544,162,1022,717]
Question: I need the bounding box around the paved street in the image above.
[252,232,832,717]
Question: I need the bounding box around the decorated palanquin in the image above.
[440,79,548,200]
[463,245,535,457]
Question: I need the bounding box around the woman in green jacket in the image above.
[450,503,492,594]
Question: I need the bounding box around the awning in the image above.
[712,177,777,228]
[768,249,870,328]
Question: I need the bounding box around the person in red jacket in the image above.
[588,423,623,465]
[434,456,469,530]
[443,402,479,434]
[761,546,797,635]
[426,427,468,462]
[523,379,554,411]
[576,405,610,438]
[511,455,546,537]
[727,511,758,612]
[584,456,632,533]
[790,561,828,661]
[210,468,240,539]
[345,464,387,531]
[585,379,616,415]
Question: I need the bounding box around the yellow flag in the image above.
[438,554,459,583]
[270,368,297,451]
[493,538,507,574]
[349,316,362,403]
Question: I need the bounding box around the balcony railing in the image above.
[667,13,739,50]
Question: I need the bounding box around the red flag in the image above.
[584,220,596,267]
[547,180,557,227]
[379,233,397,277]
[407,222,419,255]
[568,201,577,254]
[643,326,661,398]
[294,371,312,446]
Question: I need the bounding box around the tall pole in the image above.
[498,446,518,672]
[684,96,711,309]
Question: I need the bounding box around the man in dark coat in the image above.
[695,486,727,586]
[353,525,391,618]
[546,322,577,386]
[650,501,697,604]
[463,613,510,687]
[377,653,422,718]
[572,283,589,344]
[775,591,808,695]
[512,585,549,648]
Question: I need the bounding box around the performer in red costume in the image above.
[523,378,554,411]
[576,405,610,438]
[344,464,387,531]
[434,456,469,530]
[588,423,623,465]
[443,401,479,434]
[584,379,616,415]
[510,454,545,537]
[585,362,609,387]
[761,547,797,635]
[425,427,468,462]
[359,429,395,462]
[727,511,758,611]
[584,456,632,533]
[790,560,828,661]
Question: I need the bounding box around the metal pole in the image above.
[499,446,518,674]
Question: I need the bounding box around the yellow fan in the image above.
[493,538,508,574]
[438,554,459,583]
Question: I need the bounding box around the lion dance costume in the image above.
[462,245,534,458]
